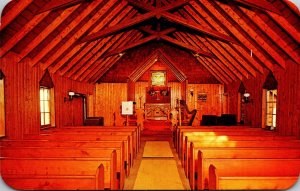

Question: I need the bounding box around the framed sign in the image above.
[121,101,133,115]
[151,71,166,86]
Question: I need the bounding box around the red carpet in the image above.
[141,120,172,141]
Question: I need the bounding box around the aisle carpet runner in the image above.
[133,141,184,190]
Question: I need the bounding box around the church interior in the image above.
[0,0,300,190]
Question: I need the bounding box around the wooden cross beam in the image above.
[79,0,191,43]
[126,0,238,44]
[102,27,176,58]
[232,0,281,15]
[38,0,91,14]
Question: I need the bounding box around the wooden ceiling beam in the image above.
[18,5,80,63]
[90,56,120,83]
[175,31,228,84]
[175,32,233,83]
[161,35,214,58]
[190,1,264,74]
[102,35,157,58]
[193,34,244,81]
[197,57,227,84]
[0,11,50,57]
[127,0,238,44]
[239,6,300,64]
[181,32,237,82]
[30,0,104,67]
[200,0,274,71]
[79,31,142,82]
[41,0,120,70]
[102,27,176,58]
[182,4,261,76]
[174,7,245,81]
[38,0,90,14]
[0,0,34,31]
[232,0,281,15]
[79,0,190,43]
[219,1,286,68]
[50,2,133,74]
[87,33,143,83]
[267,12,300,45]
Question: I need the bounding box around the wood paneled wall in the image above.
[0,79,5,137]
[226,59,300,138]
[187,84,225,125]
[90,83,127,126]
[0,53,94,139]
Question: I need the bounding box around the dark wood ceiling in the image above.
[0,0,299,84]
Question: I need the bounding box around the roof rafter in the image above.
[126,0,238,44]
[79,0,191,43]
[30,0,105,67]
[232,0,281,15]
[175,32,232,83]
[38,0,91,14]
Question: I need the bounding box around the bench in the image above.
[25,134,133,168]
[174,126,268,153]
[1,145,125,189]
[0,139,130,179]
[180,133,296,165]
[1,150,118,190]
[46,128,139,157]
[188,143,300,189]
[206,158,300,190]
[61,125,141,150]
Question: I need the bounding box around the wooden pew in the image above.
[1,145,126,189]
[188,143,300,189]
[203,157,300,190]
[183,136,300,178]
[45,128,138,158]
[1,149,118,190]
[61,125,141,151]
[57,125,141,153]
[174,125,261,150]
[180,133,297,166]
[0,139,130,179]
[175,126,272,154]
[24,134,134,168]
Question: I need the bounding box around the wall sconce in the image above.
[243,92,253,104]
[190,88,194,97]
[64,91,75,102]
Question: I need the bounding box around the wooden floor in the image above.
[124,125,191,190]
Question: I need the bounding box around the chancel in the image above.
[0,0,300,190]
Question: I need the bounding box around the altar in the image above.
[144,71,171,121]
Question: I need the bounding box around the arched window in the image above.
[0,70,5,137]
[262,71,278,130]
[39,70,55,129]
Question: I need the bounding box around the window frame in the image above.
[40,86,54,129]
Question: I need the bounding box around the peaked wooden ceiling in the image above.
[0,0,299,84]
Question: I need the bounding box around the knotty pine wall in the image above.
[0,53,94,139]
[226,60,300,138]
[187,84,226,126]
[89,83,127,126]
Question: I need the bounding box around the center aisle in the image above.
[124,140,190,190]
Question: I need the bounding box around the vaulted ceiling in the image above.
[0,0,299,84]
